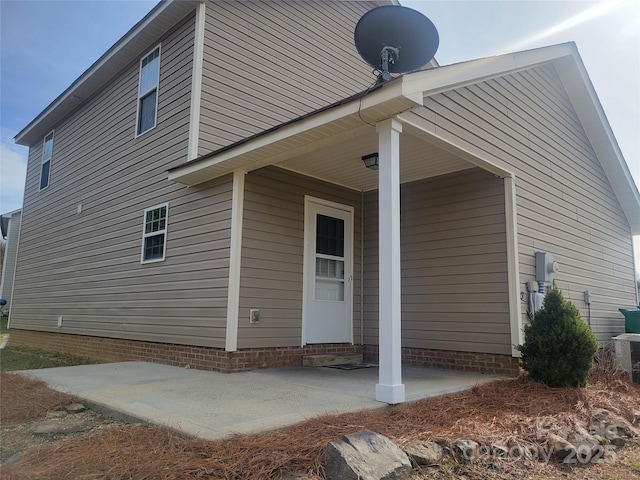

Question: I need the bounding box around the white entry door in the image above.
[303,197,353,344]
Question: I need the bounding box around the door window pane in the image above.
[316,214,344,256]
[316,258,344,279]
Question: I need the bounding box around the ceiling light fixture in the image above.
[361,152,379,170]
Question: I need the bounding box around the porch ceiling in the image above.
[275,124,474,191]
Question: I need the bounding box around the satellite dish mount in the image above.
[378,45,399,83]
[354,6,439,84]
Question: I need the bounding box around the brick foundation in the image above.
[9,329,519,376]
[363,345,520,376]
[8,329,361,373]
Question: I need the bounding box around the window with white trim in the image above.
[141,203,168,263]
[136,45,161,136]
[40,131,54,190]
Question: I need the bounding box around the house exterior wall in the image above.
[198,0,380,154]
[10,0,391,359]
[363,168,511,355]
[405,64,636,341]
[10,13,234,349]
[238,166,363,349]
[0,210,22,306]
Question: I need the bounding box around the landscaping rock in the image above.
[46,410,68,419]
[570,424,601,451]
[4,452,23,465]
[607,432,626,447]
[404,441,445,466]
[547,434,576,462]
[432,437,453,451]
[591,409,640,438]
[454,439,480,462]
[64,403,87,414]
[324,430,412,480]
[32,419,95,436]
[491,444,509,458]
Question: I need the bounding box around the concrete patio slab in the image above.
[20,362,502,440]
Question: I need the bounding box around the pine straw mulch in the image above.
[1,365,639,480]
[0,371,80,425]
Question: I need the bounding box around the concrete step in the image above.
[302,353,363,367]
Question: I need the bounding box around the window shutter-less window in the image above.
[141,203,168,263]
[136,46,160,135]
[40,131,54,190]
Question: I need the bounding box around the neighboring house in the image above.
[10,0,639,403]
[0,209,22,313]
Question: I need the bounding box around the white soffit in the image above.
[277,127,473,192]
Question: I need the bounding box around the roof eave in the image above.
[14,0,199,147]
[554,47,640,235]
[167,76,422,185]
[168,44,577,186]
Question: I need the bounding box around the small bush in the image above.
[517,285,598,387]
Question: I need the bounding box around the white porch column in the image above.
[225,169,246,352]
[375,118,405,404]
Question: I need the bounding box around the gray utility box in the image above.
[613,334,640,383]
[535,252,557,283]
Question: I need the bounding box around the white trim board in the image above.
[225,169,246,352]
[187,1,206,160]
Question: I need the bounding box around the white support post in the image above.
[375,118,405,404]
[504,176,523,355]
[225,169,246,352]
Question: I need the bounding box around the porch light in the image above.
[361,153,379,170]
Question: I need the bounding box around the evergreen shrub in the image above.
[517,285,598,387]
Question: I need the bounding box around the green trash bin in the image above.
[619,308,640,334]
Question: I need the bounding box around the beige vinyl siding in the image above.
[198,0,379,154]
[11,13,234,349]
[0,211,22,305]
[363,168,511,354]
[238,167,362,348]
[408,64,635,341]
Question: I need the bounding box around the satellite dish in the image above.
[354,5,439,83]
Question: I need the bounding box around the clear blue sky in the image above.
[1,0,639,268]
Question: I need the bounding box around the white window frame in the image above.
[140,202,169,264]
[135,44,161,137]
[40,130,54,191]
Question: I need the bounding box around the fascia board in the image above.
[1,208,22,218]
[554,50,640,234]
[401,43,576,99]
